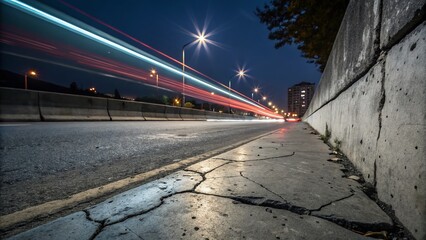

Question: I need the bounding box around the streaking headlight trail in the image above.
[2,0,265,109]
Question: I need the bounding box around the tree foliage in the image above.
[255,0,349,72]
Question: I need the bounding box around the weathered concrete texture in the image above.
[196,124,392,229]
[8,212,99,240]
[312,188,392,228]
[329,62,384,185]
[87,171,202,225]
[376,23,426,239]
[95,193,369,240]
[304,22,426,239]
[381,0,426,48]
[197,158,355,211]
[304,0,380,116]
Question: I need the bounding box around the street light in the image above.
[251,87,258,99]
[150,68,159,100]
[182,33,206,107]
[228,68,247,113]
[24,70,37,90]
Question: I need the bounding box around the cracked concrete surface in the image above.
[8,123,394,239]
[95,193,368,240]
[86,171,202,225]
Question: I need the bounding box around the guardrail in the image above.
[0,87,251,122]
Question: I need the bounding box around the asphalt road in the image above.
[0,121,284,216]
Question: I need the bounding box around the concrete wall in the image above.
[303,0,425,238]
[0,88,247,122]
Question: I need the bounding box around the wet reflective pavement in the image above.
[7,123,394,239]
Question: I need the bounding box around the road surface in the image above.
[0,121,284,216]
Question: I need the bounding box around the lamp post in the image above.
[228,69,246,113]
[182,34,206,107]
[24,70,37,90]
[150,69,159,100]
[251,87,258,100]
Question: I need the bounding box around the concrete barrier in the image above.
[0,88,251,122]
[140,102,167,120]
[303,1,425,238]
[205,111,225,120]
[164,106,182,120]
[39,92,110,121]
[107,99,144,121]
[0,87,41,121]
[179,108,206,121]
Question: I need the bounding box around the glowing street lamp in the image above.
[251,87,258,100]
[174,98,180,106]
[262,96,267,101]
[24,70,37,90]
[150,69,158,85]
[228,68,247,113]
[182,33,207,107]
[150,68,159,99]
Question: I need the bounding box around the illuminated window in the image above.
[302,105,306,107]
[301,90,306,93]
[301,94,305,97]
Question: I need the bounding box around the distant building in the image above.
[287,82,315,117]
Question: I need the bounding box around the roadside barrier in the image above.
[39,92,110,121]
[140,102,167,120]
[164,105,183,120]
[0,87,40,121]
[107,99,145,121]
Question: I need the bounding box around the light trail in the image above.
[58,0,258,108]
[1,0,282,118]
[2,0,267,110]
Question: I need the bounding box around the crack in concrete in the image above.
[184,160,232,176]
[310,193,355,213]
[124,225,145,240]
[213,152,295,162]
[239,171,288,205]
[84,209,106,240]
[376,58,387,143]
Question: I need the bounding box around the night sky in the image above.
[1,0,321,111]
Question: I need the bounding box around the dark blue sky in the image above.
[1,0,321,110]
